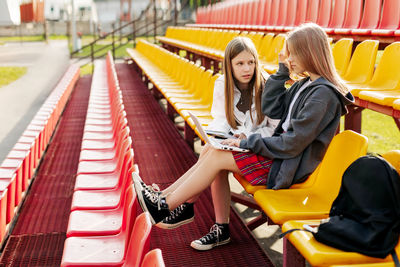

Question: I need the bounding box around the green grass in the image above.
[0,67,27,88]
[362,109,400,154]
[341,109,400,154]
[80,64,94,77]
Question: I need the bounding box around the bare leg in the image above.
[162,144,213,199]
[211,170,231,224]
[165,147,240,210]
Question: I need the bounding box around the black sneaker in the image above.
[132,173,161,196]
[136,185,170,225]
[156,202,195,229]
[191,223,230,251]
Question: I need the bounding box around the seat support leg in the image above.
[283,238,305,267]
[344,104,364,133]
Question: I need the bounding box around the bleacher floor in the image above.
[0,63,274,266]
[0,76,91,265]
[117,63,273,266]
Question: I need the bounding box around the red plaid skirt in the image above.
[232,151,273,186]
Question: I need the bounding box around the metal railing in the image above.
[70,0,193,69]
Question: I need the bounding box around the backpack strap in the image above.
[279,228,314,239]
[392,250,400,267]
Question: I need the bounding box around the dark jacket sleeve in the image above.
[262,63,291,119]
[240,86,340,159]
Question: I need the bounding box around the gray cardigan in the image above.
[239,64,354,189]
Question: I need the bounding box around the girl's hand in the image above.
[221,138,241,147]
[234,133,247,140]
[278,48,288,64]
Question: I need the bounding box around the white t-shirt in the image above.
[281,79,313,132]
[207,75,279,138]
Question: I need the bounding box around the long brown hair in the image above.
[223,37,265,129]
[286,23,349,96]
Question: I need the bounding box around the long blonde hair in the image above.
[286,23,349,96]
[223,37,265,129]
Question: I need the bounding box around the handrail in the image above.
[70,0,193,68]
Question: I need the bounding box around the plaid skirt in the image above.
[232,151,273,186]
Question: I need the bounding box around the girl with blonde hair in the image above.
[134,23,354,251]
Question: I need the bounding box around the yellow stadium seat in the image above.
[253,130,368,225]
[281,150,400,267]
[261,34,286,74]
[348,42,400,97]
[281,220,398,267]
[382,150,400,173]
[358,89,400,106]
[258,33,274,62]
[332,38,354,77]
[342,40,379,85]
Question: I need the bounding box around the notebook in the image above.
[188,112,249,153]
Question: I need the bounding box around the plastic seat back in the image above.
[342,39,379,84]
[205,72,221,106]
[332,38,354,77]
[293,0,307,26]
[313,131,368,201]
[276,0,288,26]
[284,0,297,27]
[316,0,332,27]
[123,212,152,267]
[197,69,215,105]
[382,150,400,173]
[358,0,381,30]
[291,131,368,189]
[265,34,286,63]
[367,42,400,89]
[247,32,264,51]
[267,0,280,26]
[140,249,165,267]
[259,33,274,60]
[377,0,400,30]
[256,0,267,25]
[341,0,363,29]
[327,0,346,29]
[262,0,272,25]
[306,0,319,23]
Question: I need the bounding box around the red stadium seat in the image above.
[139,249,165,267]
[305,0,319,23]
[351,0,382,35]
[371,0,400,36]
[67,185,137,237]
[316,0,332,28]
[61,212,151,267]
[334,0,363,34]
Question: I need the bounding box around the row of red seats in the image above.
[195,0,400,37]
[61,52,165,267]
[0,65,80,244]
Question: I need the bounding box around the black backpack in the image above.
[313,155,400,261]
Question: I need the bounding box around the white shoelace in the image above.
[143,189,163,210]
[166,204,186,221]
[200,224,222,243]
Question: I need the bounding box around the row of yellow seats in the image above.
[162,26,286,73]
[165,26,239,53]
[334,38,400,112]
[166,26,400,116]
[129,40,220,134]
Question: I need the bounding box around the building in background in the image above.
[0,0,21,25]
[45,0,98,22]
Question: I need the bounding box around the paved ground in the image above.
[0,40,70,162]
